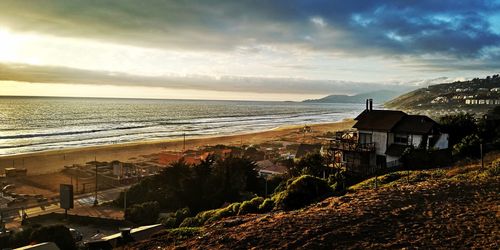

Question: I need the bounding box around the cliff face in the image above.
[128,163,500,249]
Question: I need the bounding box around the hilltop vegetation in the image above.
[385,74,500,117]
[119,108,500,249]
[127,159,500,249]
[303,90,400,104]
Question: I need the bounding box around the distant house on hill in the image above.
[294,143,322,160]
[327,99,449,175]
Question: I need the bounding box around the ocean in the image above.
[0,96,367,156]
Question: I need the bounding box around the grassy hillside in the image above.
[304,90,401,104]
[385,74,500,117]
[126,156,500,249]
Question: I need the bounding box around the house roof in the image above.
[353,110,407,131]
[385,144,411,157]
[392,115,439,134]
[295,143,322,158]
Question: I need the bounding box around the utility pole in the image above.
[183,133,186,152]
[480,143,484,170]
[124,189,127,212]
[93,155,98,206]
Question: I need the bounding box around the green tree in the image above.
[294,153,328,178]
[439,113,477,147]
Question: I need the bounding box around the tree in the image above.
[439,113,477,146]
[453,134,481,158]
[293,153,328,178]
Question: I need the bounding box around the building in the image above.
[327,99,449,175]
[255,160,288,176]
[465,99,500,105]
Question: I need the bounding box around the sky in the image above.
[0,0,499,101]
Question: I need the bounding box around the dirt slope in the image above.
[128,165,500,249]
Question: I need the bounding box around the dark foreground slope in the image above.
[128,165,500,249]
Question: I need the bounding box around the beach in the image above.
[0,119,355,175]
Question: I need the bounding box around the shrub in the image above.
[238,197,264,215]
[158,216,177,229]
[125,201,160,225]
[453,134,480,158]
[273,175,333,210]
[485,163,500,177]
[30,225,76,250]
[229,202,241,214]
[179,217,201,228]
[258,198,275,212]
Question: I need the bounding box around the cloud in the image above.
[0,1,498,54]
[0,63,416,95]
[0,0,499,78]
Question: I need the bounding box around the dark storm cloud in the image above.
[1,0,499,60]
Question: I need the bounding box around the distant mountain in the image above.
[303,90,401,104]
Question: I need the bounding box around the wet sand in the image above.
[0,120,355,175]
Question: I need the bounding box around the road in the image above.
[1,186,128,222]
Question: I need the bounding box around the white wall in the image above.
[434,133,449,149]
[411,134,422,148]
[372,131,388,155]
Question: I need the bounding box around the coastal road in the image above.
[2,186,128,222]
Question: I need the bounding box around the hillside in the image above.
[303,90,400,104]
[385,74,500,117]
[127,159,500,249]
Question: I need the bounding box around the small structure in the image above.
[256,160,287,176]
[430,96,449,104]
[4,168,27,177]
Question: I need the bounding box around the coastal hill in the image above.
[127,160,499,249]
[303,90,400,104]
[385,74,500,116]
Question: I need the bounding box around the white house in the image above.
[328,99,449,173]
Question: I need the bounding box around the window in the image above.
[394,134,408,144]
[359,133,372,144]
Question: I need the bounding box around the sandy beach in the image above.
[0,119,355,175]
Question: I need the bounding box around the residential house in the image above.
[328,99,449,175]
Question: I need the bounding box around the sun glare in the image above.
[0,28,22,62]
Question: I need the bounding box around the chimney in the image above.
[369,99,373,111]
[366,99,369,111]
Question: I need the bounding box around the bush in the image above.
[179,217,201,228]
[158,216,177,229]
[273,175,333,210]
[30,225,76,250]
[258,198,275,212]
[0,227,33,249]
[485,164,500,177]
[238,197,264,215]
[453,134,480,158]
[125,201,160,225]
[158,207,191,228]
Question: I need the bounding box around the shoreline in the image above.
[0,119,355,175]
